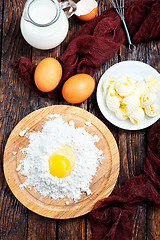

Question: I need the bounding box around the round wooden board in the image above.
[3,105,119,219]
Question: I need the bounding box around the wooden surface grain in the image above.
[0,0,160,239]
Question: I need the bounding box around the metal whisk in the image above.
[109,0,135,49]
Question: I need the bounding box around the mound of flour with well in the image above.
[17,115,103,202]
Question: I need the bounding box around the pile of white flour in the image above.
[17,114,103,202]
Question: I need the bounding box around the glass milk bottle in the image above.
[20,0,77,50]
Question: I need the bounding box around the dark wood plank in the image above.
[133,205,147,240]
[27,212,56,240]
[58,217,86,240]
[146,40,160,240]
[86,1,120,238]
[147,205,160,240]
[0,0,31,239]
[119,40,160,239]
[119,43,148,240]
[29,5,86,240]
[25,8,61,240]
[56,14,88,240]
[0,0,3,64]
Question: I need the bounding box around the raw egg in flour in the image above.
[48,145,76,178]
[75,0,98,21]
[34,57,62,92]
[62,74,95,104]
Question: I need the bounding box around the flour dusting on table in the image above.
[17,115,104,202]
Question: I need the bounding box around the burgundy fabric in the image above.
[13,0,160,98]
[89,119,160,240]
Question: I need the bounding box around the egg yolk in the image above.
[49,154,71,178]
[48,145,76,178]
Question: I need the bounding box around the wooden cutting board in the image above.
[3,105,119,219]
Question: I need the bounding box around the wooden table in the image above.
[0,0,160,239]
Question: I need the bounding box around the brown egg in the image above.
[62,74,95,104]
[34,57,62,92]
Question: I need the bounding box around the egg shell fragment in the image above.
[62,74,95,104]
[75,0,98,21]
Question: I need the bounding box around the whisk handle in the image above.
[121,17,134,49]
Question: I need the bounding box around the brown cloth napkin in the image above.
[13,0,160,98]
[90,119,160,240]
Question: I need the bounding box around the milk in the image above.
[29,0,57,25]
[20,0,69,50]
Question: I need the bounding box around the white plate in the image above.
[97,61,160,130]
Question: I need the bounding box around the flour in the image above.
[19,127,29,137]
[16,164,21,171]
[85,121,91,126]
[17,115,104,202]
